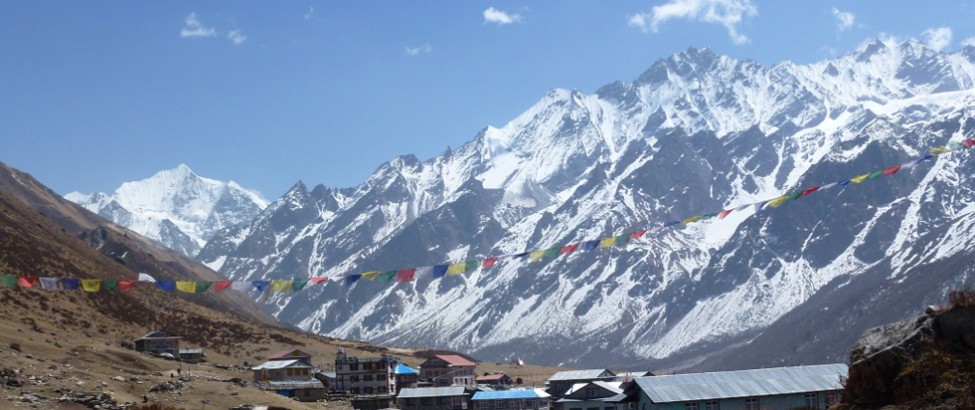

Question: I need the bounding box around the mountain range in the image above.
[71,39,975,370]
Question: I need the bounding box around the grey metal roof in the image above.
[564,381,623,396]
[179,348,203,354]
[547,369,615,381]
[634,363,848,403]
[251,359,313,370]
[397,386,467,399]
[263,380,326,389]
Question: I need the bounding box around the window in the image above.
[350,364,359,371]
[364,386,374,394]
[585,388,598,397]
[804,393,819,408]
[704,401,720,410]
[495,400,504,409]
[286,368,294,376]
[684,403,699,410]
[744,398,759,410]
[364,374,374,382]
[421,398,431,406]
[452,396,465,409]
[350,375,359,382]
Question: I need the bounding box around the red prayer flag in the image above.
[629,230,648,240]
[964,138,975,148]
[119,280,137,292]
[213,280,233,292]
[560,244,579,254]
[396,269,417,283]
[717,209,733,219]
[481,257,498,269]
[309,276,328,284]
[17,276,38,288]
[801,186,821,196]
[883,165,901,175]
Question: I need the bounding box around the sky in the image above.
[2,1,974,200]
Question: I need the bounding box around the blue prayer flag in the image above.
[253,280,271,292]
[61,278,80,290]
[432,264,449,278]
[155,281,176,292]
[344,275,361,286]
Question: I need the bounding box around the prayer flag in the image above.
[964,138,975,148]
[614,235,630,245]
[580,240,601,251]
[18,276,38,288]
[735,203,751,211]
[630,230,648,240]
[378,271,397,283]
[61,278,80,290]
[309,277,328,284]
[561,244,579,254]
[718,209,733,219]
[786,192,802,201]
[820,182,839,190]
[82,279,101,292]
[119,280,137,292]
[883,165,901,176]
[137,273,156,283]
[599,237,617,248]
[214,281,232,292]
[767,195,789,208]
[102,279,119,292]
[482,257,498,269]
[447,262,466,275]
[415,266,434,278]
[866,170,883,180]
[513,252,530,259]
[252,281,271,292]
[949,141,964,150]
[361,271,380,280]
[156,281,176,292]
[196,281,212,293]
[542,248,560,259]
[700,212,718,220]
[663,220,682,227]
[753,201,767,212]
[396,269,416,283]
[529,251,545,262]
[930,146,949,155]
[683,215,702,225]
[344,275,361,286]
[39,277,59,291]
[176,281,197,293]
[1,274,17,288]
[230,281,251,292]
[465,260,480,272]
[837,179,851,187]
[272,280,292,292]
[292,278,310,291]
[801,186,820,196]
[432,265,449,278]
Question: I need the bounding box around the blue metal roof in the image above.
[472,389,550,401]
[395,364,419,375]
[633,363,848,403]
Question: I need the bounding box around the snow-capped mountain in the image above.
[67,164,268,257]
[199,39,975,369]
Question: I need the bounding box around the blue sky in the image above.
[2,1,974,199]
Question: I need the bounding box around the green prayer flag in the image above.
[196,281,212,293]
[615,235,631,245]
[1,274,17,288]
[102,279,119,292]
[542,248,560,258]
[787,191,803,201]
[292,278,310,291]
[378,270,397,283]
[465,260,480,272]
[866,170,884,180]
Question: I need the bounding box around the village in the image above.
[135,330,847,410]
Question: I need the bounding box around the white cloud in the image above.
[304,7,315,21]
[628,0,757,45]
[483,7,522,25]
[963,37,975,47]
[831,7,855,32]
[922,27,952,51]
[227,29,246,45]
[180,12,217,38]
[405,44,433,56]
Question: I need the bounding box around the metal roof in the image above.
[547,369,615,381]
[395,364,419,375]
[472,389,550,401]
[397,386,467,399]
[263,380,326,389]
[634,363,848,403]
[251,359,314,370]
[564,381,624,396]
[179,348,203,354]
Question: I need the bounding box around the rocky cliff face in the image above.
[838,293,975,409]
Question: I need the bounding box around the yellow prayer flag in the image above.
[930,146,949,155]
[850,173,870,183]
[81,279,101,292]
[361,271,380,280]
[272,280,293,292]
[682,215,702,225]
[176,280,197,293]
[599,237,617,248]
[529,251,545,262]
[767,195,789,208]
[447,263,466,275]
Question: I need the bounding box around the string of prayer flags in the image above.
[82,279,101,292]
